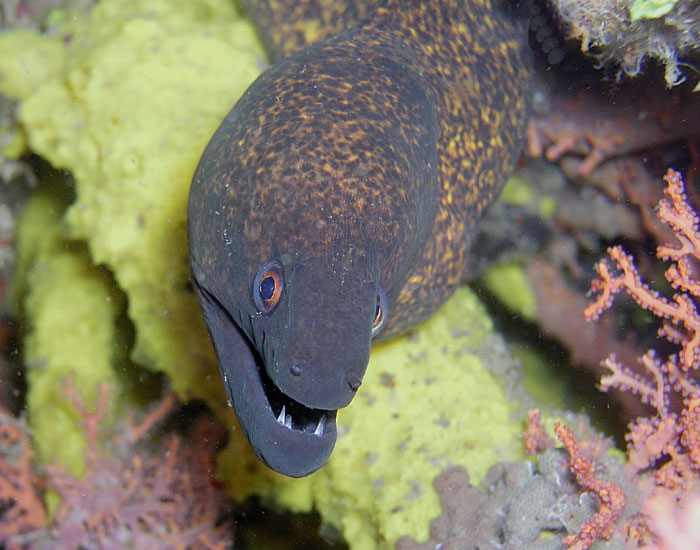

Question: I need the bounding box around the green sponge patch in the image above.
[630,0,679,20]
[1,0,270,491]
[0,0,265,443]
[0,31,66,100]
[14,181,124,477]
[482,262,537,322]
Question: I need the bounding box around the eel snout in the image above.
[194,280,338,478]
[261,265,377,412]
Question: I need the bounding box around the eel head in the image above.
[190,255,387,477]
[189,40,435,477]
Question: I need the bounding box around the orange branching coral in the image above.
[0,412,46,544]
[523,408,552,454]
[585,168,700,547]
[555,423,627,550]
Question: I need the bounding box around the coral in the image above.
[514,100,700,416]
[476,157,658,417]
[641,492,700,550]
[0,411,45,544]
[522,255,653,418]
[585,169,700,546]
[555,423,627,550]
[525,408,553,455]
[585,169,700,376]
[527,87,700,178]
[396,442,634,550]
[551,0,700,86]
[5,384,234,550]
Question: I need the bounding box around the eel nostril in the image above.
[290,362,303,377]
[346,372,362,392]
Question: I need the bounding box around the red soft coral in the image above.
[5,382,234,550]
[585,168,700,548]
[555,423,627,550]
[0,411,46,544]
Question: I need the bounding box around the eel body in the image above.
[188,0,532,477]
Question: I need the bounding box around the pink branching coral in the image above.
[641,491,700,550]
[5,381,234,550]
[585,168,700,547]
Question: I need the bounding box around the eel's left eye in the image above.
[372,286,388,338]
[253,261,284,313]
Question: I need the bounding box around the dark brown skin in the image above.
[188,0,532,477]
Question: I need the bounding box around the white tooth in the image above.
[284,414,293,429]
[314,416,325,436]
[277,406,286,425]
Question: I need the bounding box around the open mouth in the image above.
[233,335,338,477]
[258,352,334,437]
[192,280,337,477]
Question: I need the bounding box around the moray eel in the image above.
[188,0,532,477]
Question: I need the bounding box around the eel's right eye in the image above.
[253,261,284,313]
[372,286,388,338]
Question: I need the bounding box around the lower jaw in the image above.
[225,334,338,477]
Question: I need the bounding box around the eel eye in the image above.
[253,261,284,313]
[372,286,388,338]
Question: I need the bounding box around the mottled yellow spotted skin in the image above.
[188,0,532,476]
[231,0,531,337]
[371,1,531,335]
[239,0,382,61]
